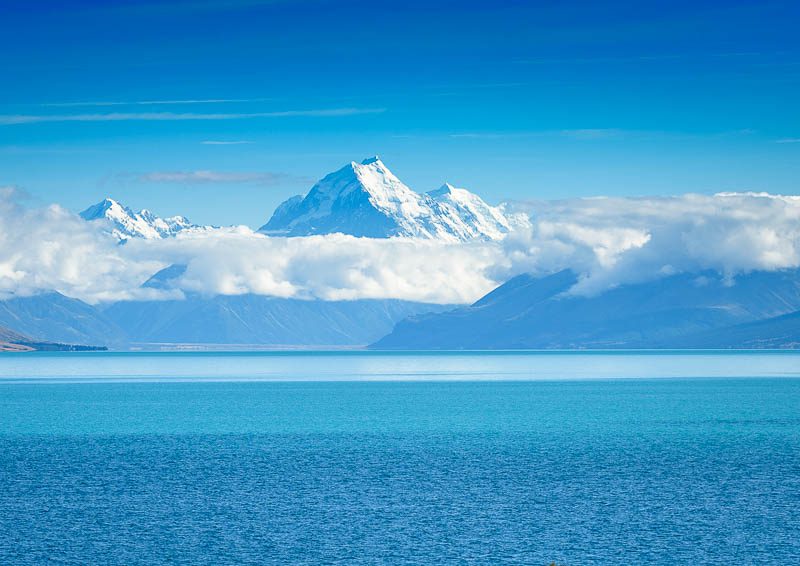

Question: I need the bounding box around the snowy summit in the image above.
[80,198,197,241]
[259,157,519,241]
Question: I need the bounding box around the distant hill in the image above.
[5,267,800,350]
[102,295,452,346]
[0,322,106,352]
[372,268,800,349]
[0,289,451,349]
[0,292,129,347]
[0,324,35,351]
[671,309,800,349]
[0,324,31,343]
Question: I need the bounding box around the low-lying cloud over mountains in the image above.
[500,191,800,296]
[1,159,800,309]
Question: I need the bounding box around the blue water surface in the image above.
[1,351,799,564]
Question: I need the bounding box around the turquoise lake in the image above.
[1,351,799,564]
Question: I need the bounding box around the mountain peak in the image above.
[428,183,457,198]
[427,182,486,205]
[80,197,128,221]
[260,157,514,241]
[80,197,197,240]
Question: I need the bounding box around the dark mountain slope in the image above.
[103,295,451,346]
[373,269,800,349]
[0,293,127,347]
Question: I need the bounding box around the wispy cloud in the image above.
[515,54,685,65]
[201,140,254,145]
[98,0,297,17]
[137,170,292,185]
[445,128,751,142]
[776,138,800,144]
[514,52,770,66]
[447,129,626,140]
[0,185,31,201]
[449,133,496,139]
[0,108,386,125]
[559,128,625,140]
[41,98,274,107]
[448,132,533,140]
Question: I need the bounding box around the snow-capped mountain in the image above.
[259,157,518,241]
[425,182,513,241]
[80,198,197,240]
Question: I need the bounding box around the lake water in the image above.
[1,351,799,564]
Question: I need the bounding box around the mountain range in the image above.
[0,316,107,351]
[0,291,451,349]
[35,157,514,349]
[103,295,451,346]
[80,198,199,241]
[2,157,797,350]
[260,157,520,241]
[373,269,800,349]
[0,292,128,347]
[80,157,520,242]
[5,266,798,350]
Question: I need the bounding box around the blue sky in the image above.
[1,0,798,226]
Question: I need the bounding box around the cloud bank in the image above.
[0,187,164,303]
[1,189,799,305]
[501,192,800,295]
[139,231,498,304]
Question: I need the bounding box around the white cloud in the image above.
[137,230,498,304]
[500,192,800,295]
[559,128,625,140]
[0,108,386,125]
[138,170,285,184]
[43,98,272,107]
[0,188,165,303]
[1,190,800,305]
[200,140,253,145]
[0,190,497,304]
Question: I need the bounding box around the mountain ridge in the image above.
[78,158,522,242]
[259,157,520,241]
[102,295,453,346]
[80,198,199,240]
[0,319,107,351]
[0,289,452,348]
[372,268,800,349]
